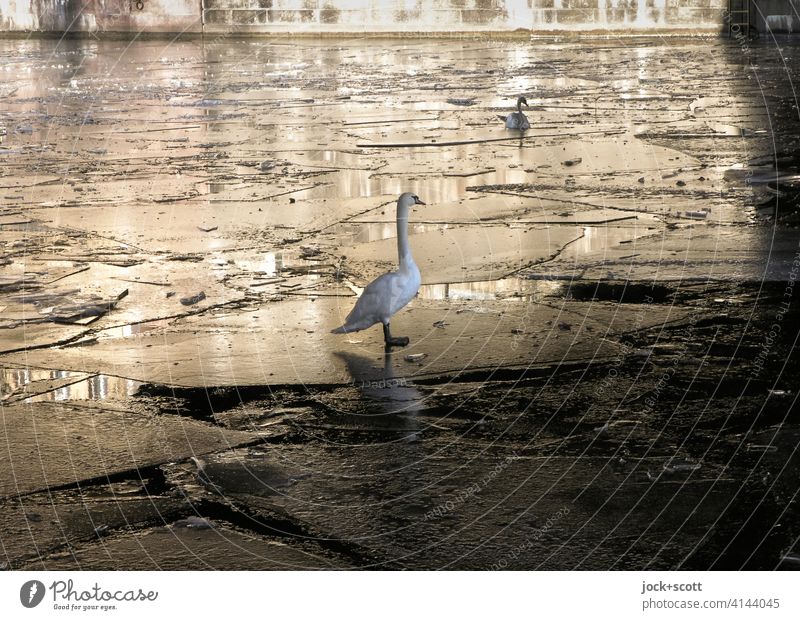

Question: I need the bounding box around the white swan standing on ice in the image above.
[332,192,426,349]
[503,95,530,130]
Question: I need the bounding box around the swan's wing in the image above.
[343,272,397,329]
[505,112,530,130]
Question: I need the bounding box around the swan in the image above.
[502,96,530,130]
[332,192,425,349]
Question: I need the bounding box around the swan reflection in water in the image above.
[333,350,425,438]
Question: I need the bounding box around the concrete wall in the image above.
[0,0,738,34]
[0,0,201,33]
[752,0,800,33]
[201,0,729,33]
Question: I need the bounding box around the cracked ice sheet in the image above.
[537,226,800,283]
[0,400,257,497]
[204,441,747,569]
[337,216,658,285]
[342,224,585,284]
[0,489,186,569]
[27,195,401,254]
[0,256,247,354]
[24,524,347,570]
[347,196,664,228]
[0,297,693,389]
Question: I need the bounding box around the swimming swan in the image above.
[332,192,425,349]
[502,96,530,131]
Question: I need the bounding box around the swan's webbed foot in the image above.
[383,323,410,349]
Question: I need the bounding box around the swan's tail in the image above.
[332,320,371,334]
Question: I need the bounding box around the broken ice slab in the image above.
[767,389,792,397]
[0,275,42,293]
[299,246,322,259]
[746,444,778,453]
[167,254,204,262]
[50,289,128,324]
[179,291,206,306]
[662,461,702,474]
[172,516,214,529]
[594,422,610,435]
[0,214,33,227]
[9,288,81,307]
[446,98,477,107]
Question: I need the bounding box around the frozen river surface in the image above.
[1,36,799,569]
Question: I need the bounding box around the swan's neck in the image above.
[517,100,522,113]
[397,213,413,269]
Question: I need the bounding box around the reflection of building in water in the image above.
[419,278,562,301]
[0,368,140,402]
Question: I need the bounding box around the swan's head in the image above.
[398,192,426,209]
[517,96,529,107]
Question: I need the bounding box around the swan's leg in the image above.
[383,322,410,348]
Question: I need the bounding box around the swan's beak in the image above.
[414,197,426,205]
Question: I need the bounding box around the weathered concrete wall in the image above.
[0,0,201,33]
[202,1,729,33]
[0,0,744,34]
[202,0,531,32]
